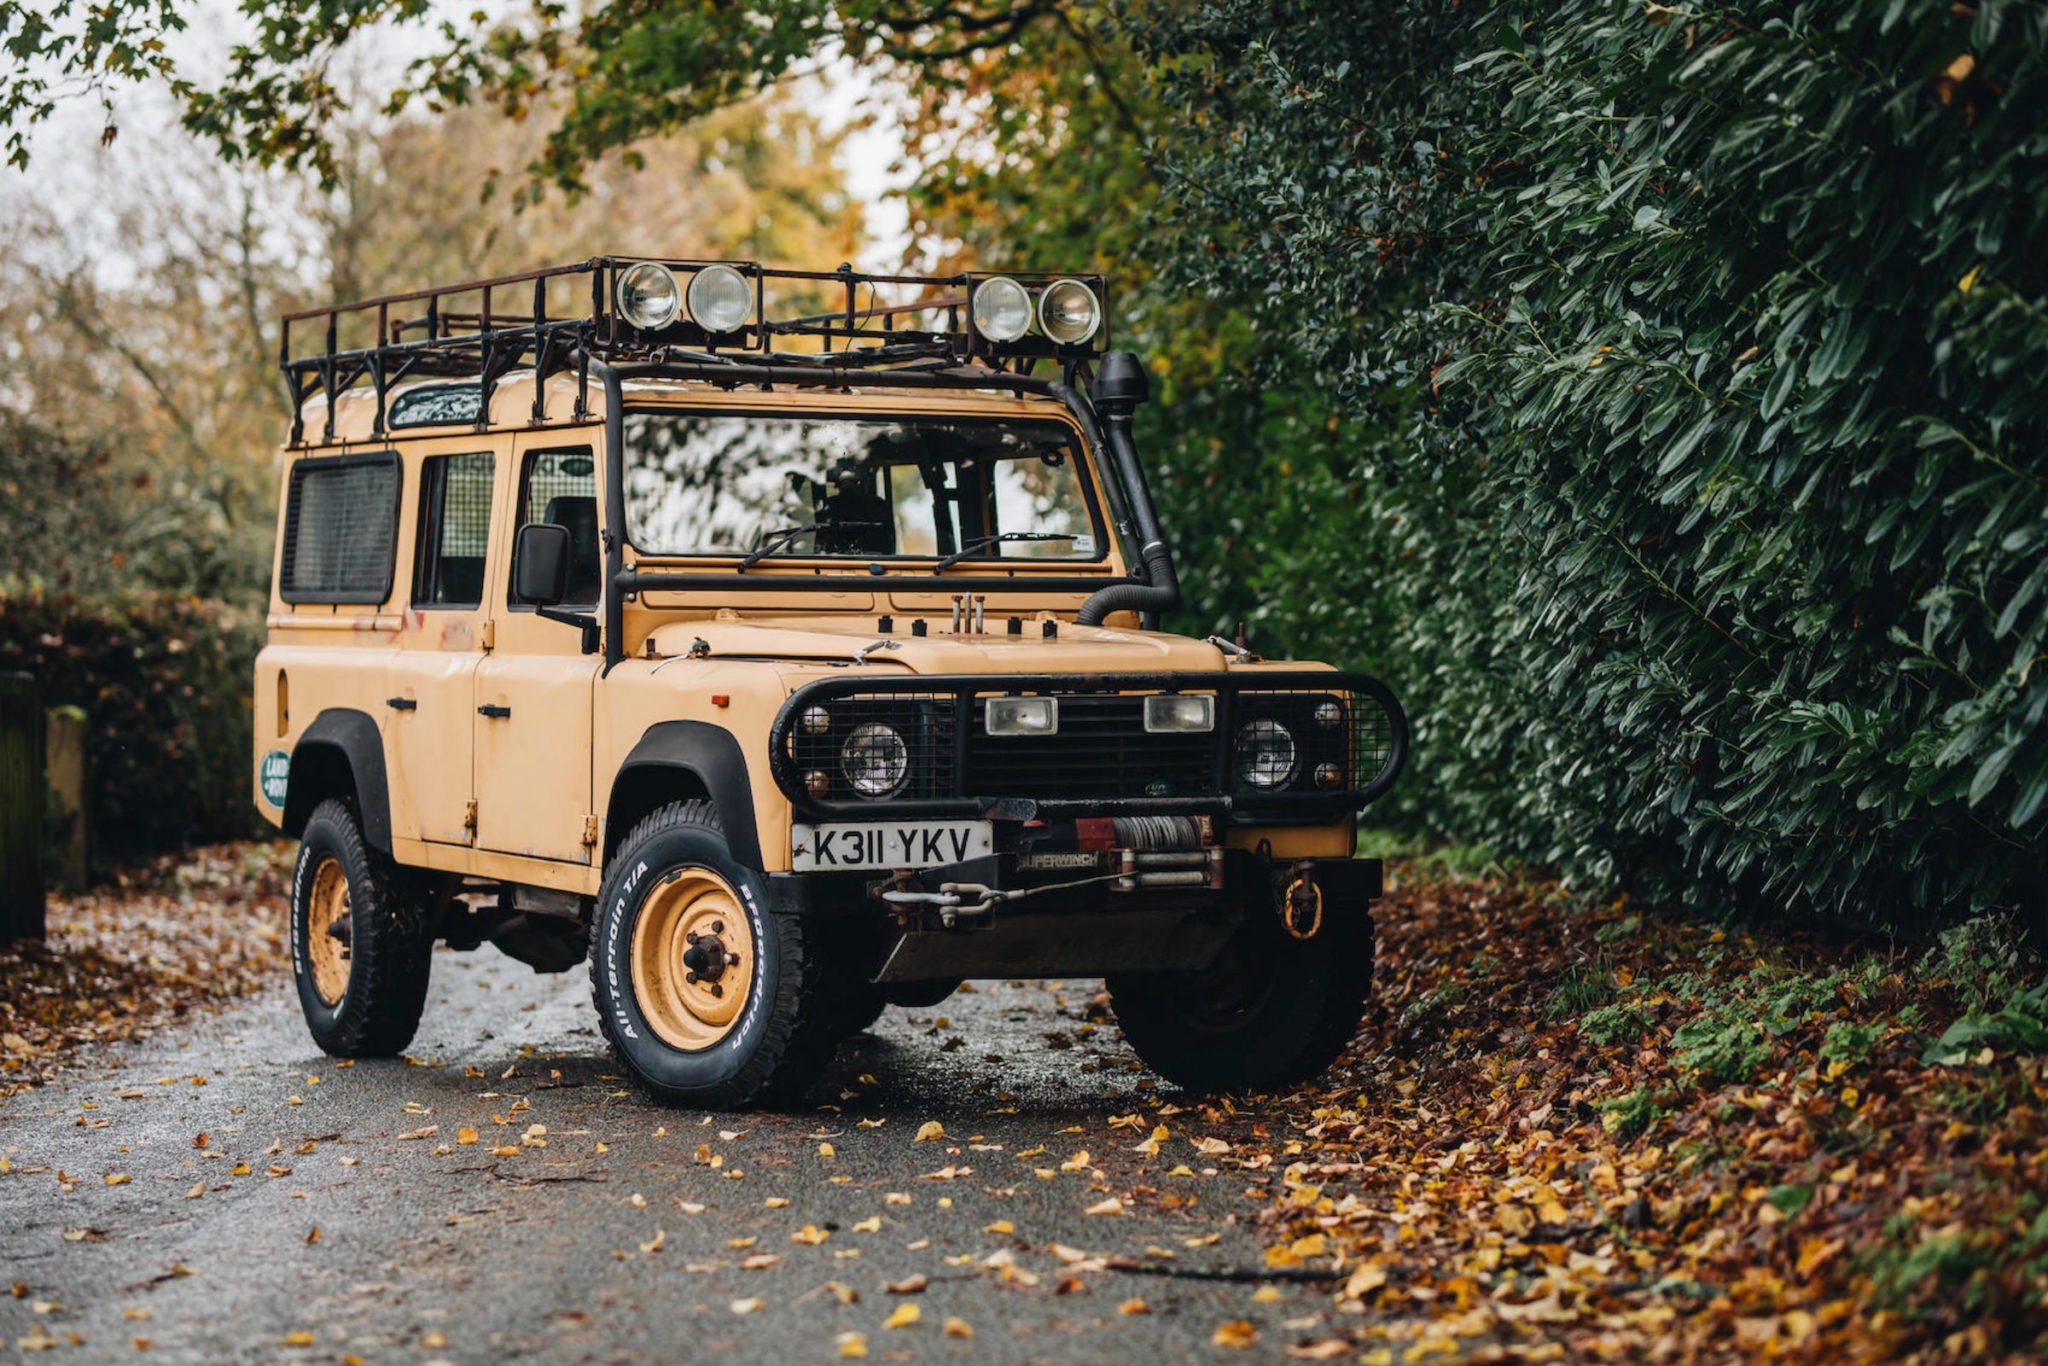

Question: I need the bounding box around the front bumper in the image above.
[773,849,1382,983]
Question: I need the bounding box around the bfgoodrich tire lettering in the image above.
[290,797,434,1058]
[590,800,837,1108]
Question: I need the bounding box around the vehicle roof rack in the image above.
[277,257,1110,447]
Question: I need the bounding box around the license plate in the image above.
[792,820,995,872]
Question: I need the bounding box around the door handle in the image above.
[477,704,512,719]
[385,697,418,711]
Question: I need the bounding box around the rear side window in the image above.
[280,453,400,604]
[414,452,496,609]
[514,448,601,607]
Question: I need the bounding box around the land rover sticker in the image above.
[259,749,291,809]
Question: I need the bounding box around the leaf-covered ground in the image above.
[1241,867,2048,1360]
[0,843,291,1098]
[4,844,2045,1360]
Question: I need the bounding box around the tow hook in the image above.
[1282,861,1323,940]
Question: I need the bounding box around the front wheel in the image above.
[1106,911,1373,1093]
[590,801,837,1108]
[290,798,434,1058]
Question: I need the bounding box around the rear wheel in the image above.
[290,798,434,1058]
[590,801,838,1108]
[1107,910,1373,1093]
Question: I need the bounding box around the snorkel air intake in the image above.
[1077,352,1181,629]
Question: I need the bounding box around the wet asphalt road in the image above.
[1,947,1342,1363]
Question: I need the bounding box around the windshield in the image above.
[622,411,1100,562]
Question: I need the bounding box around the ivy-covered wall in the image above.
[1134,0,2048,925]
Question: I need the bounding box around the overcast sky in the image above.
[6,1,913,281]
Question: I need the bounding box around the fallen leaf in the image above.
[883,1302,921,1330]
[1213,1320,1258,1349]
[914,1121,946,1142]
[885,1274,928,1294]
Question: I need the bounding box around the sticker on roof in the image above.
[389,386,483,429]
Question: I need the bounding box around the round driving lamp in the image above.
[971,276,1032,343]
[1037,278,1102,346]
[804,769,832,799]
[799,705,833,736]
[1314,762,1344,790]
[1313,700,1346,730]
[615,262,682,331]
[841,722,910,798]
[686,264,753,334]
[1233,718,1298,790]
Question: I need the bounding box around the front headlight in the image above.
[1037,278,1102,345]
[985,696,1058,736]
[971,276,1032,343]
[687,264,753,334]
[1144,693,1214,734]
[841,722,909,797]
[616,262,682,330]
[1233,718,1298,789]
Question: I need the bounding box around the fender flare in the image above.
[286,708,393,853]
[608,721,764,870]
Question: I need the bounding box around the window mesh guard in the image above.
[280,455,399,604]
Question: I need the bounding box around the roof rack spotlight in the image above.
[1038,279,1102,346]
[971,276,1033,343]
[616,262,682,330]
[687,264,753,334]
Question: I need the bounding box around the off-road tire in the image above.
[290,798,435,1058]
[1107,911,1373,1093]
[590,801,837,1109]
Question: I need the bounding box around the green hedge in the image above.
[1133,0,2048,926]
[0,591,262,867]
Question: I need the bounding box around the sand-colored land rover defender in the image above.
[255,258,1406,1106]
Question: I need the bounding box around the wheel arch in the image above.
[605,721,764,870]
[285,708,393,853]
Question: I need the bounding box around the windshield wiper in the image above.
[933,531,1074,571]
[736,521,880,571]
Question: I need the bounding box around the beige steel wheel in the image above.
[304,855,353,1006]
[629,867,755,1051]
[591,799,844,1109]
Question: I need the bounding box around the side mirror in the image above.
[513,523,571,607]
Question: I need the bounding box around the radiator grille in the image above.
[968,696,1213,799]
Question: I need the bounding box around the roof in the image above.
[293,368,1082,450]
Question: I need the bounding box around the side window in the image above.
[514,448,601,607]
[413,452,495,609]
[280,453,400,604]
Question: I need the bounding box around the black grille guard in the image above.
[767,671,1407,822]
